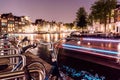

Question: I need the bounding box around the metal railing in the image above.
[0,69,45,80]
[0,61,46,80]
[0,48,19,55]
[0,36,47,80]
[0,38,19,55]
[0,54,26,72]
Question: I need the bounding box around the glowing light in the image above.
[87,42,90,45]
[62,39,66,43]
[83,38,120,43]
[54,34,58,42]
[117,43,120,56]
[24,25,34,33]
[24,16,30,21]
[77,41,81,45]
[62,44,118,55]
[108,43,112,48]
[46,34,50,42]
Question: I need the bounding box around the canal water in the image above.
[10,33,69,42]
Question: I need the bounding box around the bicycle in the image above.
[38,38,67,80]
[11,36,47,80]
[0,35,47,80]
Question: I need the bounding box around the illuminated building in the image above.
[1,13,9,32]
[91,3,120,33]
[35,19,45,33]
[14,16,22,33]
[0,12,72,33]
[0,13,31,33]
[115,4,120,33]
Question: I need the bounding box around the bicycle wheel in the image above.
[24,61,47,80]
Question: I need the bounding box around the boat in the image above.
[56,31,120,80]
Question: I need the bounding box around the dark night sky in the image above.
[0,0,119,23]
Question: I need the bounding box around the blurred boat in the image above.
[56,31,120,80]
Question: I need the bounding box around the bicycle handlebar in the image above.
[7,36,38,54]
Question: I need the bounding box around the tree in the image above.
[90,0,117,32]
[87,13,94,26]
[64,23,74,29]
[106,0,117,23]
[75,7,87,30]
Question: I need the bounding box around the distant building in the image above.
[115,4,120,33]
[0,13,31,33]
[35,19,45,32]
[1,13,11,32]
[0,13,69,33]
[14,16,22,32]
[92,3,120,33]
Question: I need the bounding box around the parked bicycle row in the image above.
[0,34,47,80]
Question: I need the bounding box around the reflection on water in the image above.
[10,33,69,42]
[9,33,69,64]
